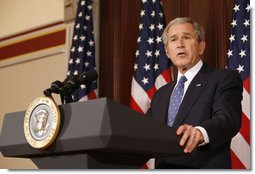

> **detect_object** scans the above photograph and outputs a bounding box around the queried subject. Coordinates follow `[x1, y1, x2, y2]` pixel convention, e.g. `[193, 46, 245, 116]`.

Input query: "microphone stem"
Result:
[60, 93, 73, 104]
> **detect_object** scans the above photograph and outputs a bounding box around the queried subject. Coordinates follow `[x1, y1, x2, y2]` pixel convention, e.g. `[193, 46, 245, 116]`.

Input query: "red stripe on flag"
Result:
[239, 112, 250, 144]
[87, 91, 97, 100]
[147, 86, 157, 100]
[161, 67, 173, 83]
[243, 76, 250, 93]
[142, 164, 149, 169]
[130, 96, 145, 114]
[231, 150, 246, 169]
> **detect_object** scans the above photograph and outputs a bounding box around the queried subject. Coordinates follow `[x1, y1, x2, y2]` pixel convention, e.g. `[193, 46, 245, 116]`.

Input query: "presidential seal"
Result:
[24, 96, 60, 149]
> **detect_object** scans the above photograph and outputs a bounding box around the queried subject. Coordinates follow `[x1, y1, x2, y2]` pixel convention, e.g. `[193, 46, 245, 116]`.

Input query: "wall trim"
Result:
[0, 21, 64, 42]
[0, 22, 66, 68]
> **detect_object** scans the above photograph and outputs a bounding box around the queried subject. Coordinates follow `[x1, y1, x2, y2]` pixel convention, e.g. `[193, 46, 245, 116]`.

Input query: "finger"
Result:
[179, 128, 192, 146]
[179, 134, 189, 146]
[176, 124, 187, 135]
[184, 129, 204, 153]
[184, 134, 200, 153]
[176, 125, 186, 135]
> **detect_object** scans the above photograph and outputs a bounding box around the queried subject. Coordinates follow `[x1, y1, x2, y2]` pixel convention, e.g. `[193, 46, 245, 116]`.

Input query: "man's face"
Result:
[165, 23, 206, 73]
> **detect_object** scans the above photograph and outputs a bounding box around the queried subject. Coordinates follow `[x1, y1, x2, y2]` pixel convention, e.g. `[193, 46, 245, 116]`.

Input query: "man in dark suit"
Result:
[146, 17, 243, 169]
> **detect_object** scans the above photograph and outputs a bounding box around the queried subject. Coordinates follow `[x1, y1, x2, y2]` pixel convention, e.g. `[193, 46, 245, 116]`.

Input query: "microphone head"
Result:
[43, 88, 53, 97]
[43, 80, 63, 96]
[58, 70, 98, 95]
[51, 80, 64, 94]
[80, 70, 98, 84]
[58, 75, 79, 95]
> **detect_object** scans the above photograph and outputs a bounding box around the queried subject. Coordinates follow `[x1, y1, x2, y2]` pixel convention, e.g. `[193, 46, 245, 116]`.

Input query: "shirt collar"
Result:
[177, 60, 203, 83]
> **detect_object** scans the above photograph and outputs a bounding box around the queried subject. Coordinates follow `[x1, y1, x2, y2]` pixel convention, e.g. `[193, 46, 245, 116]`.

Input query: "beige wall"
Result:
[0, 0, 100, 169]
[0, 0, 65, 169]
[0, 50, 66, 169]
[0, 0, 101, 169]
[0, 0, 64, 38]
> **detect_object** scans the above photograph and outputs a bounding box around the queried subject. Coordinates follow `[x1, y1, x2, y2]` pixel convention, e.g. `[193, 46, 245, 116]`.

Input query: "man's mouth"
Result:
[177, 52, 187, 56]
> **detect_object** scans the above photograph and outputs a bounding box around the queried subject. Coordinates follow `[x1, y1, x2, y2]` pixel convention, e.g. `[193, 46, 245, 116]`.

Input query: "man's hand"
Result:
[176, 124, 204, 153]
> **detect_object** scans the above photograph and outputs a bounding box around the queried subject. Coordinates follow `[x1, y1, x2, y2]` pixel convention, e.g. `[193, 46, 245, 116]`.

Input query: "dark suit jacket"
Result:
[146, 63, 243, 169]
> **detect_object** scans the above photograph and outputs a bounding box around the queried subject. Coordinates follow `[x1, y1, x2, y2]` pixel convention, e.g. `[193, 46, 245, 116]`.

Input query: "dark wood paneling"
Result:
[193, 0, 234, 68]
[162, 0, 181, 22]
[118, 0, 141, 105]
[100, 0, 234, 106]
[112, 0, 121, 101]
[99, 0, 115, 99]
[99, 0, 140, 106]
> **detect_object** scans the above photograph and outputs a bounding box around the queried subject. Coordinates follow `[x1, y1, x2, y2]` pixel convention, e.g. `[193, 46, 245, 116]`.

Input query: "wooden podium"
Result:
[0, 97, 183, 169]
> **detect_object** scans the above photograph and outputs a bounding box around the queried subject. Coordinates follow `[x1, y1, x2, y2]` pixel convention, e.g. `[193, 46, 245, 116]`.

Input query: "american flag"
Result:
[130, 0, 173, 114]
[227, 0, 250, 169]
[130, 0, 173, 169]
[66, 0, 97, 102]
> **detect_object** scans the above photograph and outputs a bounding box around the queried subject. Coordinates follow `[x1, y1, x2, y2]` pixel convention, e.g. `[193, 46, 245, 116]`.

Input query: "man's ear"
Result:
[199, 41, 206, 56]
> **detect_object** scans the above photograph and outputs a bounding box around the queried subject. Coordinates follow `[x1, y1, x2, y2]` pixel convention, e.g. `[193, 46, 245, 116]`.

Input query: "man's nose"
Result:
[177, 39, 184, 48]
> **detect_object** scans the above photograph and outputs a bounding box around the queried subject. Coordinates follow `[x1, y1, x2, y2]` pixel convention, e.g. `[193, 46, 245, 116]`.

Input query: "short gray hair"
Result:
[162, 17, 205, 46]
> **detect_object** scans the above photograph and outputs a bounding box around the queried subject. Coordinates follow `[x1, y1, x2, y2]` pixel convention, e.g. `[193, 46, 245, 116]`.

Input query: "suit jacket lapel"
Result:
[159, 81, 176, 124]
[173, 64, 210, 127]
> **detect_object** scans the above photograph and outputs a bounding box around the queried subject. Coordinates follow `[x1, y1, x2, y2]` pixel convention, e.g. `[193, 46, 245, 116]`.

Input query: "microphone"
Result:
[59, 70, 98, 95]
[44, 80, 64, 97]
[43, 75, 76, 97]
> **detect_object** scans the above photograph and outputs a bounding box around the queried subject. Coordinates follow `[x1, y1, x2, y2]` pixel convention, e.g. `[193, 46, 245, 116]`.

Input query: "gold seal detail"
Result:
[24, 96, 60, 149]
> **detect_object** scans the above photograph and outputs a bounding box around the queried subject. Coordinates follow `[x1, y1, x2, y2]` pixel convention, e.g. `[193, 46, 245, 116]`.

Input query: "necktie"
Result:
[167, 75, 187, 127]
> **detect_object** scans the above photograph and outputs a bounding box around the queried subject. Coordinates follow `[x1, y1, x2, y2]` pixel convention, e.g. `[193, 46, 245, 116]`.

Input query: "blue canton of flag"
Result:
[67, 0, 97, 102]
[227, 0, 250, 169]
[227, 0, 250, 80]
[133, 0, 172, 92]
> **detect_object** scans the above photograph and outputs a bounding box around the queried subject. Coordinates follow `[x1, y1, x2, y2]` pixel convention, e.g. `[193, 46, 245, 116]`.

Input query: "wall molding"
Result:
[0, 22, 66, 68]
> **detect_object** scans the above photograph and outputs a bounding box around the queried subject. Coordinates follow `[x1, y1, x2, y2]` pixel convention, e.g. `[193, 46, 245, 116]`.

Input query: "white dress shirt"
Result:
[175, 60, 209, 144]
